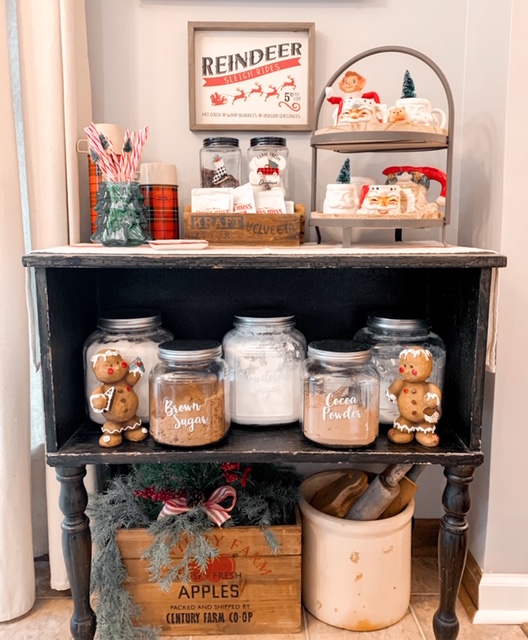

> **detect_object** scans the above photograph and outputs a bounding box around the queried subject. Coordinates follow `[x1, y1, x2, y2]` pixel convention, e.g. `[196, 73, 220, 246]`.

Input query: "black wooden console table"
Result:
[22, 243, 506, 640]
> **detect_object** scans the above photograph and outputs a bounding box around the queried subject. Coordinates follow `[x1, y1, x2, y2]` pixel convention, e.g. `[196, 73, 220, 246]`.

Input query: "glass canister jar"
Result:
[149, 340, 229, 447]
[353, 312, 446, 424]
[222, 311, 306, 426]
[303, 340, 380, 448]
[84, 309, 173, 424]
[200, 137, 241, 188]
[248, 136, 289, 196]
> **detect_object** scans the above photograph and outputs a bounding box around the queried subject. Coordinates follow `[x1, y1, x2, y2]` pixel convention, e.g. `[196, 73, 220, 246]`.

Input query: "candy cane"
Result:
[131, 126, 148, 177]
[120, 129, 132, 181]
[84, 123, 122, 180]
[84, 124, 116, 178]
[85, 123, 149, 181]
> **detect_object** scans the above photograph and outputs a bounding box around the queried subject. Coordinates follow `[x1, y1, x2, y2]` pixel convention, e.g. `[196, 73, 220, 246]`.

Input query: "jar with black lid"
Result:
[222, 310, 306, 426]
[303, 340, 380, 448]
[248, 136, 289, 196]
[200, 137, 241, 188]
[83, 309, 173, 424]
[354, 312, 446, 424]
[149, 340, 230, 447]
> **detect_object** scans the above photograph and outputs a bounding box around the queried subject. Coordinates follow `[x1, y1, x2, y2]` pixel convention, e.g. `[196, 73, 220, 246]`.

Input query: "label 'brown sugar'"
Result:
[150, 378, 227, 447]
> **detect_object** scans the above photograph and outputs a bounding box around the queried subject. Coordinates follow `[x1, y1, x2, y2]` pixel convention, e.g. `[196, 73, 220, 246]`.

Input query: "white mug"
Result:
[393, 98, 447, 129]
[323, 177, 374, 214]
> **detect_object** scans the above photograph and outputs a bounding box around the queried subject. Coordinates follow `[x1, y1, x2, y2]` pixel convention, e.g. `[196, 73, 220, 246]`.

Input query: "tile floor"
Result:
[0, 557, 527, 640]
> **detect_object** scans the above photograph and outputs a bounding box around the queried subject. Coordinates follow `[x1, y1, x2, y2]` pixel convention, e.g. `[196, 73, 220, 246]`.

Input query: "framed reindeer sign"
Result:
[188, 22, 315, 131]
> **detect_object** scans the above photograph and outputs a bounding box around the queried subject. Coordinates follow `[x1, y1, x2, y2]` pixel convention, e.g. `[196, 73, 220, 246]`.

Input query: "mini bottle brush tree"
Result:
[87, 462, 302, 640]
[401, 69, 417, 99]
[336, 157, 351, 184]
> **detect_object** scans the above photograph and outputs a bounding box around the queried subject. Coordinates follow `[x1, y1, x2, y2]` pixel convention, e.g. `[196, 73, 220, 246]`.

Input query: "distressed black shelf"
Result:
[23, 244, 506, 640]
[46, 422, 482, 467]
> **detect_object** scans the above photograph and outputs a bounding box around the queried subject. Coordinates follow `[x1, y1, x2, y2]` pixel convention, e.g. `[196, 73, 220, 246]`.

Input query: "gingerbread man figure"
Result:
[387, 347, 441, 447]
[89, 348, 148, 448]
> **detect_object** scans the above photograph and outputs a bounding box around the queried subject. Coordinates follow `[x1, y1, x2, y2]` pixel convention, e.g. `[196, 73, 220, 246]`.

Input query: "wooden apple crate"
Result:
[183, 204, 305, 245]
[115, 511, 302, 635]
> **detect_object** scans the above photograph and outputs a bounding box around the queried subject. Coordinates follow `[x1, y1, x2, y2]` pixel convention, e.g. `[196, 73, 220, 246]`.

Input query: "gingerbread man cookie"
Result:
[387, 347, 441, 447]
[90, 348, 148, 448]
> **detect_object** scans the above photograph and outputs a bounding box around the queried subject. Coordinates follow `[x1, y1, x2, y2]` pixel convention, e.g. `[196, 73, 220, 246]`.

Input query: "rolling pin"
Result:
[345, 463, 413, 521]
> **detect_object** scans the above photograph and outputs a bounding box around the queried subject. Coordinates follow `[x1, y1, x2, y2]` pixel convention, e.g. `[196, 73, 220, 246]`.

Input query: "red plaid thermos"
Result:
[139, 163, 179, 240]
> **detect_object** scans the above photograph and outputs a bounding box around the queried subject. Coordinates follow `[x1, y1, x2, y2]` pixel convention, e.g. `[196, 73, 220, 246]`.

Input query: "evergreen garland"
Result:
[87, 462, 302, 640]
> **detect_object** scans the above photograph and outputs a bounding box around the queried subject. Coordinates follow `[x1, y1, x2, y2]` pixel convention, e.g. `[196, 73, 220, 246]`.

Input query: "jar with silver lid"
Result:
[354, 312, 446, 424]
[83, 309, 173, 424]
[200, 137, 241, 188]
[303, 340, 380, 448]
[222, 311, 306, 426]
[248, 136, 289, 196]
[149, 340, 229, 447]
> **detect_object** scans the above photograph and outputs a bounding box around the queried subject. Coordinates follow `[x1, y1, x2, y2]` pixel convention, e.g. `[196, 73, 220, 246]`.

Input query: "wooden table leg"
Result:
[56, 465, 97, 640]
[433, 464, 475, 640]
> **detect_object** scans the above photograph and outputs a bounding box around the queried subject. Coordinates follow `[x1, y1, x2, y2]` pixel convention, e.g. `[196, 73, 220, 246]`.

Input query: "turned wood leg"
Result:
[433, 464, 475, 640]
[56, 465, 96, 640]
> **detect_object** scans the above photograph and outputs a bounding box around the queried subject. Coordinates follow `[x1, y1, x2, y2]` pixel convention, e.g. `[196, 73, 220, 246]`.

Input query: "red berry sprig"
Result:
[220, 462, 252, 487]
[134, 486, 179, 503]
[221, 462, 240, 483]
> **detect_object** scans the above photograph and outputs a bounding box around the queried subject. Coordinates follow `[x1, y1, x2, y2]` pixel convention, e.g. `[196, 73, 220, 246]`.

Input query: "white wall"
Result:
[460, 0, 528, 576]
[84, 0, 526, 564]
[85, 0, 466, 245]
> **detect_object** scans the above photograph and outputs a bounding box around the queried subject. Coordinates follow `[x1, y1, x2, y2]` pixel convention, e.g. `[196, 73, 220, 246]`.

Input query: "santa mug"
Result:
[338, 98, 388, 125]
[323, 177, 375, 215]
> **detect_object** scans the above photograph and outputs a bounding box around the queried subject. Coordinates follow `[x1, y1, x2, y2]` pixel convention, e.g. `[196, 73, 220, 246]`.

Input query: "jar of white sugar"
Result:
[222, 311, 306, 427]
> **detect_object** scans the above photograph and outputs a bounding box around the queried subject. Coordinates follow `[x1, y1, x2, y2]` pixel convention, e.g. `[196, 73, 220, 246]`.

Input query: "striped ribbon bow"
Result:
[158, 485, 237, 527]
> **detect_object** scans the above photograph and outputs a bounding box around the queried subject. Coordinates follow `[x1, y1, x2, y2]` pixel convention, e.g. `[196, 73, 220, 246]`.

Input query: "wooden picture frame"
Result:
[188, 22, 315, 131]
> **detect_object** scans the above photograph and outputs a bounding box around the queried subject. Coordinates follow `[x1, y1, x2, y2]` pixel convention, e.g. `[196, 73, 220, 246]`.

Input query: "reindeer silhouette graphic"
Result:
[232, 88, 247, 105]
[264, 85, 280, 101]
[279, 75, 296, 91]
[248, 82, 264, 97]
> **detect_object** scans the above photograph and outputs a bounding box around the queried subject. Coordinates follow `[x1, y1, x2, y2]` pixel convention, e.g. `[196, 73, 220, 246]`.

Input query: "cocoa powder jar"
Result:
[302, 340, 380, 448]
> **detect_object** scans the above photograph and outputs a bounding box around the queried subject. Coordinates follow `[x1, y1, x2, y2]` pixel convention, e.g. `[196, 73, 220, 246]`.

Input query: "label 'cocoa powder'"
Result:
[303, 387, 378, 447]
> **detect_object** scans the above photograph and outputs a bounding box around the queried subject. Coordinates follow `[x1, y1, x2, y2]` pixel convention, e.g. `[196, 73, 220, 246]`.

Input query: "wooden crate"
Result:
[183, 204, 305, 245]
[115, 512, 302, 635]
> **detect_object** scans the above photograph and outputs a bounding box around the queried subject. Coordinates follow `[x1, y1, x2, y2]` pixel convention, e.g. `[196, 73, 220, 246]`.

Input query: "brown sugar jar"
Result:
[302, 340, 380, 448]
[149, 340, 230, 447]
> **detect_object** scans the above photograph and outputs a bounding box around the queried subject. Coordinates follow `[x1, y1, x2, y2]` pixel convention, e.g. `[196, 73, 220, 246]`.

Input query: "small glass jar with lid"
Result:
[200, 137, 241, 188]
[247, 136, 289, 196]
[222, 311, 306, 426]
[83, 309, 173, 424]
[303, 340, 380, 448]
[149, 340, 229, 447]
[353, 312, 446, 424]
